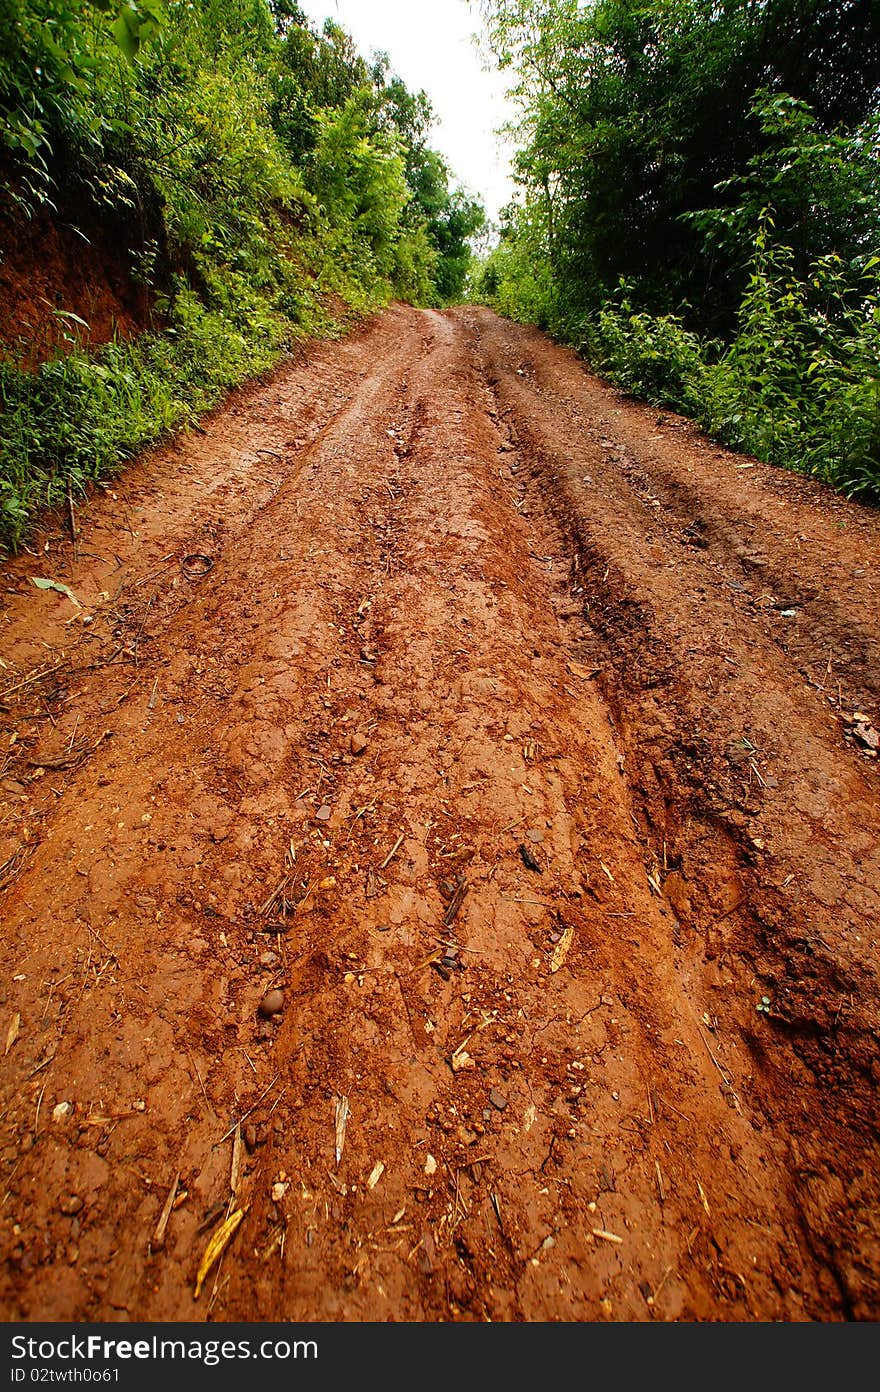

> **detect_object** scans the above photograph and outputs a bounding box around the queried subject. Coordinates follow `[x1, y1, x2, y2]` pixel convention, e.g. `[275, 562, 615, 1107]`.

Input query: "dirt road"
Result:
[1, 305, 878, 1322]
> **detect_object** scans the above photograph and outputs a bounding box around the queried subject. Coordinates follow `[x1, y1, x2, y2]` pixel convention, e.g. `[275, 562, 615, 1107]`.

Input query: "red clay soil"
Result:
[0, 197, 154, 367]
[0, 305, 878, 1322]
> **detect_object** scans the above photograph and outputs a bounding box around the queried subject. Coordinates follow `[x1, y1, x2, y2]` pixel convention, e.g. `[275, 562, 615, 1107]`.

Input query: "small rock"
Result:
[0, 779, 26, 795]
[527, 828, 544, 843]
[424, 1154, 437, 1176]
[315, 805, 331, 821]
[418, 1229, 436, 1275]
[489, 1089, 508, 1112]
[258, 988, 284, 1019]
[60, 1195, 83, 1217]
[259, 951, 278, 967]
[244, 1125, 258, 1153]
[52, 1102, 73, 1123]
[350, 732, 368, 756]
[376, 923, 391, 933]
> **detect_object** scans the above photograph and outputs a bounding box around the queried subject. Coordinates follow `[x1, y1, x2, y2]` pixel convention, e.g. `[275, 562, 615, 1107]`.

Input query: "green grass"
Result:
[0, 258, 388, 553]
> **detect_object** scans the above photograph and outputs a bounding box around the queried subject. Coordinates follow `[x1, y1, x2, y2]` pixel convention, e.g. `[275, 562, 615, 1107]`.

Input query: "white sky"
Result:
[297, 0, 518, 222]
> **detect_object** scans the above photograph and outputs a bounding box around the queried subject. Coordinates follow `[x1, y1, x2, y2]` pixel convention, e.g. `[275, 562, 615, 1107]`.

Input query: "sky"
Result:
[297, 0, 519, 223]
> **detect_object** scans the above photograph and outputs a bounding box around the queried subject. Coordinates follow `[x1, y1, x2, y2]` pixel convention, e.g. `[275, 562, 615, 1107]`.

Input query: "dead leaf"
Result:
[549, 924, 574, 973]
[194, 1208, 244, 1299]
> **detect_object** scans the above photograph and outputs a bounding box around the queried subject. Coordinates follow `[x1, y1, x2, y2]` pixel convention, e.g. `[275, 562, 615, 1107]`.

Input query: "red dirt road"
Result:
[1, 305, 878, 1321]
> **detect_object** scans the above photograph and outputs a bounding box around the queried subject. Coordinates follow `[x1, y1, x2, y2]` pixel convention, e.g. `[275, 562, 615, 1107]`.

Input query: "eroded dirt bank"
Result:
[1, 305, 878, 1321]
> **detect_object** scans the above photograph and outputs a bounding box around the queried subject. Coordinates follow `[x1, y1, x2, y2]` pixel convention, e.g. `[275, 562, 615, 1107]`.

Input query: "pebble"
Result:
[376, 923, 391, 933]
[60, 1196, 83, 1217]
[350, 732, 368, 756]
[527, 828, 544, 843]
[258, 988, 284, 1018]
[244, 1125, 258, 1153]
[259, 951, 278, 966]
[489, 1088, 508, 1112]
[315, 805, 331, 821]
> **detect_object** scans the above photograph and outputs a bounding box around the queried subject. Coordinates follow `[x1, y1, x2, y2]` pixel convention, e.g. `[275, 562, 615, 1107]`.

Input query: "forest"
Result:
[0, 0, 483, 549]
[478, 0, 880, 502]
[1, 0, 879, 550]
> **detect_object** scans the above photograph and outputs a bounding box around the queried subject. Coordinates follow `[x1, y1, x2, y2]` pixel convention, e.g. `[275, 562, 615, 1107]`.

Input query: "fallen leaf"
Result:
[30, 577, 81, 607]
[567, 660, 600, 681]
[194, 1209, 244, 1299]
[549, 924, 574, 973]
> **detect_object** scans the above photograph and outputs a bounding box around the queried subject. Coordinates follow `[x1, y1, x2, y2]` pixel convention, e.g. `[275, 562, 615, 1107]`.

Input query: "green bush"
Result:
[0, 1, 485, 551]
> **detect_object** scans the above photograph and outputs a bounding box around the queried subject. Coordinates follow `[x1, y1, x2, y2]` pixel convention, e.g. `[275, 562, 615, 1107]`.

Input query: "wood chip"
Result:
[5, 1013, 20, 1055]
[592, 1228, 623, 1245]
[549, 924, 574, 973]
[152, 1171, 179, 1251]
[334, 1094, 350, 1166]
[443, 878, 469, 926]
[194, 1208, 244, 1299]
[230, 1124, 243, 1199]
[518, 842, 542, 873]
[367, 1161, 385, 1190]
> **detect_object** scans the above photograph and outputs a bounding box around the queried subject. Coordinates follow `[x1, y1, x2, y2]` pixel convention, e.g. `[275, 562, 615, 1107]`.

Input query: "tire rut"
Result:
[0, 305, 877, 1321]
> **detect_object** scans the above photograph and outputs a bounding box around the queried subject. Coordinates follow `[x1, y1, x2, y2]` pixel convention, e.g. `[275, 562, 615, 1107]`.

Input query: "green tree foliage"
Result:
[478, 0, 880, 499]
[0, 0, 485, 548]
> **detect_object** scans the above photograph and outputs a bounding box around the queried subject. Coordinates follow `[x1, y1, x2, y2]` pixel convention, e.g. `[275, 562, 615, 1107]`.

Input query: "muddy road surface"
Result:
[1, 305, 879, 1322]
